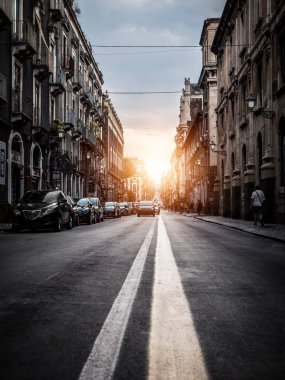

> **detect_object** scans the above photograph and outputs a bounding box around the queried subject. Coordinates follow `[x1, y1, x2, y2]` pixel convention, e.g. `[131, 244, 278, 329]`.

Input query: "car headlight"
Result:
[14, 209, 21, 215]
[41, 203, 58, 216]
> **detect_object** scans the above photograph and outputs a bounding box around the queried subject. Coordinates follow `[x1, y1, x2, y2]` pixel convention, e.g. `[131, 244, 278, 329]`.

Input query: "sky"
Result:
[77, 0, 225, 183]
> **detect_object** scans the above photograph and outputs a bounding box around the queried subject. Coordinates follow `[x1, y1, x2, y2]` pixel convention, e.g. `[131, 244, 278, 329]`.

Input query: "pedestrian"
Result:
[196, 200, 203, 216]
[250, 185, 265, 227]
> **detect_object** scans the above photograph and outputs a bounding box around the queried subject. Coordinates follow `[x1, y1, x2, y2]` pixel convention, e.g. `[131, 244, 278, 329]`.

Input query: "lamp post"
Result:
[245, 94, 275, 119]
[209, 140, 227, 156]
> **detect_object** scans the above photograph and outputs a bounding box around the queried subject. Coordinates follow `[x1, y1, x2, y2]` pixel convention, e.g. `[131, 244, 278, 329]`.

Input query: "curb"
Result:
[192, 216, 285, 244]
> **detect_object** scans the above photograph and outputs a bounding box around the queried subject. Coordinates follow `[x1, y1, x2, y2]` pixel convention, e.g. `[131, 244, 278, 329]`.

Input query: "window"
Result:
[257, 133, 263, 183]
[231, 152, 235, 175]
[279, 30, 285, 84]
[279, 119, 285, 186]
[34, 81, 40, 125]
[51, 97, 55, 121]
[242, 144, 247, 173]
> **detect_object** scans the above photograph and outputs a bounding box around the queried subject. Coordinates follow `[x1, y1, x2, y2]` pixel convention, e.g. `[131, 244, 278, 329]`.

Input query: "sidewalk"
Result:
[183, 213, 285, 243]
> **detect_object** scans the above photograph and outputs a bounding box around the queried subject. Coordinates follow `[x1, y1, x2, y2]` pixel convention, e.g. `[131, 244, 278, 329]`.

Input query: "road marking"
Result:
[78, 221, 155, 380]
[148, 216, 209, 380]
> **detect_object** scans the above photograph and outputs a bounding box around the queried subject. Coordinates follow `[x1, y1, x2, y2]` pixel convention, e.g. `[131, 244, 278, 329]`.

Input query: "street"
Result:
[0, 212, 285, 380]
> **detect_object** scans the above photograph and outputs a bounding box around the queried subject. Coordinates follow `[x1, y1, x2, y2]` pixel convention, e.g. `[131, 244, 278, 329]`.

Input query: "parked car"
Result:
[103, 201, 121, 218]
[89, 197, 104, 222]
[66, 196, 80, 227]
[137, 200, 155, 217]
[76, 198, 95, 224]
[118, 202, 130, 216]
[12, 190, 73, 232]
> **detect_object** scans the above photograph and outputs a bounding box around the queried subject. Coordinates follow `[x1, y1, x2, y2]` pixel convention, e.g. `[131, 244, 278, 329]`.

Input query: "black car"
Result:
[137, 200, 155, 217]
[103, 201, 121, 218]
[76, 198, 95, 224]
[118, 202, 130, 216]
[12, 190, 73, 232]
[89, 197, 104, 222]
[66, 196, 80, 227]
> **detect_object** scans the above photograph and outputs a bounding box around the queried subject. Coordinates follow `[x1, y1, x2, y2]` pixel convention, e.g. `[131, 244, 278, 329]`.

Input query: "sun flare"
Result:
[145, 158, 170, 185]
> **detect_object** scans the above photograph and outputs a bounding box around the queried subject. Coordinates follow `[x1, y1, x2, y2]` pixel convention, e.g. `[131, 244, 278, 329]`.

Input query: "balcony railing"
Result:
[0, 73, 8, 103]
[12, 20, 36, 52]
[49, 0, 64, 21]
[12, 89, 21, 113]
[65, 110, 76, 128]
[33, 107, 40, 126]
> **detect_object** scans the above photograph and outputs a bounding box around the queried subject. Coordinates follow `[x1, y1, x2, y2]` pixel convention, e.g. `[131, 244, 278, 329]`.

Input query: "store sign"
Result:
[0, 141, 6, 185]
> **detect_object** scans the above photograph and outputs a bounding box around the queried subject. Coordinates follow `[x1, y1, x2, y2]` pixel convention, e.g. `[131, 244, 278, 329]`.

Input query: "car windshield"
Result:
[105, 202, 115, 207]
[77, 198, 89, 207]
[20, 191, 58, 204]
[89, 198, 98, 206]
[119, 202, 127, 207]
[140, 201, 153, 206]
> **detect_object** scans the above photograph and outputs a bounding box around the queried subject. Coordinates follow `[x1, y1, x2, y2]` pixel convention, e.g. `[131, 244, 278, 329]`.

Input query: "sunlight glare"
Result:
[145, 157, 170, 185]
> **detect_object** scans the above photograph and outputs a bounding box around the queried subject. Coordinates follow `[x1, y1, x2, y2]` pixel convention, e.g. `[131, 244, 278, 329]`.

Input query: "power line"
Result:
[108, 91, 181, 94]
[93, 45, 200, 48]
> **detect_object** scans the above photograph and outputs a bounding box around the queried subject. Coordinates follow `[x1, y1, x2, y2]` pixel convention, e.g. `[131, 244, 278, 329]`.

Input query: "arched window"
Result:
[257, 133, 263, 183]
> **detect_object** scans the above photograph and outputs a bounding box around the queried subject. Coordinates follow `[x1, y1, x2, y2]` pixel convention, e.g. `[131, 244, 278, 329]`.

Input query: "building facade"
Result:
[0, 0, 120, 222]
[103, 95, 124, 201]
[212, 0, 285, 222]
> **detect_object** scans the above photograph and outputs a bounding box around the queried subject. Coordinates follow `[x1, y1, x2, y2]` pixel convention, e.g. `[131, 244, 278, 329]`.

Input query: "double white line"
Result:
[79, 216, 208, 380]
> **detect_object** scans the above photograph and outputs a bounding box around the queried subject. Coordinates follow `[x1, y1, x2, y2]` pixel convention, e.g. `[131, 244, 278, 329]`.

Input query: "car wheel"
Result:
[137, 214, 140, 217]
[54, 216, 61, 232]
[66, 216, 72, 230]
[96, 214, 100, 223]
[74, 215, 79, 226]
[87, 212, 92, 225]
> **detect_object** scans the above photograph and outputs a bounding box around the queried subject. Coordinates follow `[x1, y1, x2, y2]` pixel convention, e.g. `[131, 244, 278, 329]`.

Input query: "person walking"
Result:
[250, 185, 265, 226]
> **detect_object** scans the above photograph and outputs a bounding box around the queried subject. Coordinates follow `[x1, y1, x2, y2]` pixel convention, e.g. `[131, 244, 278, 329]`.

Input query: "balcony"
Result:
[33, 107, 41, 127]
[0, 73, 8, 104]
[33, 49, 53, 81]
[11, 89, 32, 123]
[12, 20, 36, 62]
[62, 55, 74, 80]
[64, 110, 76, 130]
[72, 72, 83, 92]
[49, 0, 64, 22]
[85, 129, 96, 147]
[50, 69, 67, 97]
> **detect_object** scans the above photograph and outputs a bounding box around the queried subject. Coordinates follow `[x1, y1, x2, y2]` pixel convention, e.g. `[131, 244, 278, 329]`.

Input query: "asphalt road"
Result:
[0, 212, 284, 380]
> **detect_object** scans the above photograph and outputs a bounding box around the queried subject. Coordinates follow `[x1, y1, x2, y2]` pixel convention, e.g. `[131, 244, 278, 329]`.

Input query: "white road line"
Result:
[148, 216, 209, 380]
[78, 221, 156, 380]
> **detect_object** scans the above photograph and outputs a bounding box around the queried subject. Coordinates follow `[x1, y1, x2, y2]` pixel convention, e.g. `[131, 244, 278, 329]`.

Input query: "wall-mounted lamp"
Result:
[245, 94, 275, 119]
[58, 128, 65, 139]
[209, 140, 227, 156]
[86, 151, 91, 160]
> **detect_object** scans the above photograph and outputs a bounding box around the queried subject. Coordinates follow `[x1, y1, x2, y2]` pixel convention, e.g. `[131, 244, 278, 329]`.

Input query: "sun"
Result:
[145, 158, 170, 185]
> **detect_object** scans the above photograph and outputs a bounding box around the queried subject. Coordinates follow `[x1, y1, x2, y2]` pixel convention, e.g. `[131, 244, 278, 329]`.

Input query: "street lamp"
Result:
[209, 140, 227, 156]
[245, 94, 275, 119]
